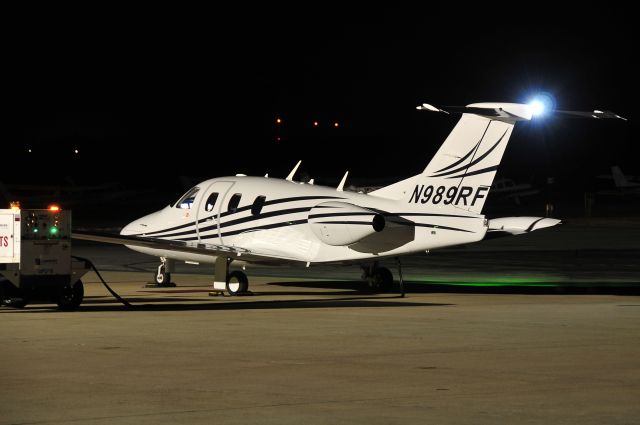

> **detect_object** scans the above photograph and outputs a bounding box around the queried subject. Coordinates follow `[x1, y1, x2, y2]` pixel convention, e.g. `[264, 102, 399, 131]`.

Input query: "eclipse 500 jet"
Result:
[74, 102, 625, 295]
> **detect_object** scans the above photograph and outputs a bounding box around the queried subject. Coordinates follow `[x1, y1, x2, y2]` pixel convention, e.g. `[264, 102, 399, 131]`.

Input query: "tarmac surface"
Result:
[1, 219, 639, 424]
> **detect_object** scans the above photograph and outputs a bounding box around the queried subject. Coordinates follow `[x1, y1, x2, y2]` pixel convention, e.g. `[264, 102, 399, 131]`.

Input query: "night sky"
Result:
[5, 5, 635, 207]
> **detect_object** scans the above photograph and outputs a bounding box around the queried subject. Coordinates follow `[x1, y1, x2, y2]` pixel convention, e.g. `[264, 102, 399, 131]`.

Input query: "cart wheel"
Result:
[57, 280, 84, 311]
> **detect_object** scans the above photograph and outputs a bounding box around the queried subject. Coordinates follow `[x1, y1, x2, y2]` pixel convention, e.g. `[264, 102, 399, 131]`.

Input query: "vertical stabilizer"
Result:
[371, 103, 532, 214]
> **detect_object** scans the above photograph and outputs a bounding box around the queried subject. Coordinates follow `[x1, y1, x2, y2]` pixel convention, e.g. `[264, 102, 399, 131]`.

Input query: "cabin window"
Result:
[175, 187, 199, 209]
[227, 193, 242, 213]
[205, 193, 219, 212]
[251, 195, 266, 216]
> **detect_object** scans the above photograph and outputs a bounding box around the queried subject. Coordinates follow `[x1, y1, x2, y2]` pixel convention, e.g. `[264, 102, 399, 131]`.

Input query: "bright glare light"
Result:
[526, 92, 555, 118]
[276, 117, 282, 124]
[74, 149, 79, 154]
[529, 100, 545, 116]
[48, 205, 60, 212]
[333, 122, 339, 128]
[313, 121, 318, 127]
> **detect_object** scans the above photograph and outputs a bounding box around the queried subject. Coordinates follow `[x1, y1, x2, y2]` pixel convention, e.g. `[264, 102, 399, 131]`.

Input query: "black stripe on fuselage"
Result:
[148, 207, 312, 239]
[408, 223, 474, 233]
[168, 211, 479, 240]
[308, 212, 376, 219]
[316, 220, 373, 225]
[197, 207, 311, 237]
[134, 195, 343, 237]
[164, 216, 473, 242]
[309, 211, 478, 220]
[176, 219, 310, 241]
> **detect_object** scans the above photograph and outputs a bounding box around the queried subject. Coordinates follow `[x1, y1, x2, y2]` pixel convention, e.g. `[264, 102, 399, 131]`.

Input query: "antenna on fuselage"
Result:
[286, 160, 302, 181]
[337, 171, 349, 192]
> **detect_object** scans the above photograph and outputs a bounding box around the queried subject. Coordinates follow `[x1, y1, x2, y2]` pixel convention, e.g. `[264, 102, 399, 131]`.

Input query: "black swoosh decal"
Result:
[445, 164, 499, 179]
[430, 129, 507, 178]
[433, 140, 481, 174]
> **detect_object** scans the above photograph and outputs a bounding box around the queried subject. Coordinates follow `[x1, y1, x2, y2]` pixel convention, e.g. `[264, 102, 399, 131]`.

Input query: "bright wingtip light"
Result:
[526, 93, 555, 118]
[529, 100, 545, 117]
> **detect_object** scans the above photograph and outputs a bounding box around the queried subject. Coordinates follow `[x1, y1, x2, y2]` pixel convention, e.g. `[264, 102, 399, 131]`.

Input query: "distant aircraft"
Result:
[490, 178, 540, 205]
[74, 102, 625, 295]
[596, 166, 640, 196]
[611, 166, 640, 191]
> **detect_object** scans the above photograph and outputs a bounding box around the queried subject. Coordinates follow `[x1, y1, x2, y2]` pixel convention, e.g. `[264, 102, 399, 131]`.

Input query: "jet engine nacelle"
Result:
[308, 201, 385, 246]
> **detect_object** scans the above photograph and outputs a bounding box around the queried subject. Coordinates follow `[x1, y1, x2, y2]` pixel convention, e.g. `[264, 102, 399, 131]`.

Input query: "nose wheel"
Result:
[149, 257, 176, 287]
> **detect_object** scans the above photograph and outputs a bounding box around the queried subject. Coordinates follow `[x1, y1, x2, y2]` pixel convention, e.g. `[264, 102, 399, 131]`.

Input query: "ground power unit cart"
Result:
[0, 207, 91, 310]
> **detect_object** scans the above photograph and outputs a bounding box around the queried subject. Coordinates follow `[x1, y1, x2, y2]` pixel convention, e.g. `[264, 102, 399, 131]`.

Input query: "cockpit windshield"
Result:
[175, 187, 200, 209]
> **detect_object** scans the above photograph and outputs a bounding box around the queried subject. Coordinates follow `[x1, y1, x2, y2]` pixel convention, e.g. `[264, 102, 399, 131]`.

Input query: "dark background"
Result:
[3, 5, 636, 221]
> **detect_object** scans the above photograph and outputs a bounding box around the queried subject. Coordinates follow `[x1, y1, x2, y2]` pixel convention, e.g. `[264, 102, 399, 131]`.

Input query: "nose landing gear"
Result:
[149, 257, 176, 287]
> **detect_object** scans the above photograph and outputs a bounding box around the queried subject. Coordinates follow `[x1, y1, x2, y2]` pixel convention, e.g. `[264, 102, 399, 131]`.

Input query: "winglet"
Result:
[556, 109, 627, 121]
[308, 178, 314, 185]
[337, 171, 349, 192]
[416, 103, 449, 114]
[286, 160, 302, 181]
[264, 173, 269, 178]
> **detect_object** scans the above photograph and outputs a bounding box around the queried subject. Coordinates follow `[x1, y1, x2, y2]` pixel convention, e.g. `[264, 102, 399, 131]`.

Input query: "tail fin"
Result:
[371, 103, 532, 214]
[611, 166, 629, 188]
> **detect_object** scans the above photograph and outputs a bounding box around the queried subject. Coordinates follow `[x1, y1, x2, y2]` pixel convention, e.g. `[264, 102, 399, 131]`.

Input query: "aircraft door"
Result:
[195, 181, 234, 242]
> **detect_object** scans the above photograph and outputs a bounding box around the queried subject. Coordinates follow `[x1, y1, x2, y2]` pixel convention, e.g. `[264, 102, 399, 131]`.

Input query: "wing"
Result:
[72, 232, 305, 265]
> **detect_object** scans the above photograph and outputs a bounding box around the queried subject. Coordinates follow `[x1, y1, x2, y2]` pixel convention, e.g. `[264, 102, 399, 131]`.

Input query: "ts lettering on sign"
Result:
[1, 236, 8, 247]
[409, 185, 489, 206]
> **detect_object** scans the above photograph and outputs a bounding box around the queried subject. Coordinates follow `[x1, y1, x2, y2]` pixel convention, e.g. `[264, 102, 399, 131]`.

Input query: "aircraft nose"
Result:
[120, 219, 145, 236]
[120, 208, 166, 235]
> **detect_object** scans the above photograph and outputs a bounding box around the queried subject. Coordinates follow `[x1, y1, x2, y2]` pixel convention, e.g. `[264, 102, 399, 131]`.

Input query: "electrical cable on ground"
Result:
[72, 255, 133, 308]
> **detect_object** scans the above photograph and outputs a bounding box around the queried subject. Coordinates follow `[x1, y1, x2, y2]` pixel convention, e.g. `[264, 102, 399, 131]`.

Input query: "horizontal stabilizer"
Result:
[486, 216, 561, 236]
[555, 110, 627, 120]
[417, 103, 533, 121]
[418, 103, 626, 121]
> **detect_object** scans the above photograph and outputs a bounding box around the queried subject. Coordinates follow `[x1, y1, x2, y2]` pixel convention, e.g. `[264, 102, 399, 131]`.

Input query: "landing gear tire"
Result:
[154, 269, 172, 286]
[226, 270, 249, 296]
[371, 267, 394, 292]
[57, 280, 84, 311]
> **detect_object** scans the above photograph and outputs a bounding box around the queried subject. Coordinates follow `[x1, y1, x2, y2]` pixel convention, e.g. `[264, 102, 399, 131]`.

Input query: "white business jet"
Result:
[74, 102, 625, 295]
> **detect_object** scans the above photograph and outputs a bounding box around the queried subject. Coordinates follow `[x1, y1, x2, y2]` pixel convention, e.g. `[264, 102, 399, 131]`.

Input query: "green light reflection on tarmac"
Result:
[413, 276, 560, 287]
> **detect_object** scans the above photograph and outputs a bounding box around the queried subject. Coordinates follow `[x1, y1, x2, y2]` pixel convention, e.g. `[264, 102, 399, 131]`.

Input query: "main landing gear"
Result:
[361, 260, 405, 297]
[210, 257, 251, 296]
